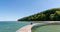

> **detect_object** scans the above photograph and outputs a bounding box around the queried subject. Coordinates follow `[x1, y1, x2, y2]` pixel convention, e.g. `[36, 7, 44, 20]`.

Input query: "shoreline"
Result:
[16, 21, 60, 32]
[16, 24, 36, 32]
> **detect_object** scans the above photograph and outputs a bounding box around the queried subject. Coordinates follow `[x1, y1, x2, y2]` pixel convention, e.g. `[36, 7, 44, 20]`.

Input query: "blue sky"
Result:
[0, 0, 60, 21]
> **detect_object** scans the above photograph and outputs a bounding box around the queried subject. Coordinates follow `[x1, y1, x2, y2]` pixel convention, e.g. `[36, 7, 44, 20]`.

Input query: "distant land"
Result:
[18, 8, 60, 21]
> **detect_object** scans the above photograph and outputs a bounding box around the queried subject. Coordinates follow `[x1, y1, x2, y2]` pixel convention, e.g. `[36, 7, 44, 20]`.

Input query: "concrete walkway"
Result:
[16, 24, 36, 32]
[16, 21, 60, 32]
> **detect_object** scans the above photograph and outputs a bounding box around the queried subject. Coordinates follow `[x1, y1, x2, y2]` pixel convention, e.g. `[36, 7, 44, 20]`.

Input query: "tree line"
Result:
[18, 8, 60, 21]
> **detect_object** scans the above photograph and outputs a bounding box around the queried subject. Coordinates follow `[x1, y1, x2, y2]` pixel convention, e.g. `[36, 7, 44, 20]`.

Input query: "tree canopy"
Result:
[18, 8, 60, 21]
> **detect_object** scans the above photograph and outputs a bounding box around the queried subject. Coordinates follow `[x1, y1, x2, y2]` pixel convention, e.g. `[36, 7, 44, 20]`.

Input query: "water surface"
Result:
[0, 21, 30, 32]
[32, 25, 60, 32]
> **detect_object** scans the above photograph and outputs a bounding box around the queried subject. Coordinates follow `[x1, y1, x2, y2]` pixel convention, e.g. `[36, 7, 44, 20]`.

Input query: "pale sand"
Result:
[16, 24, 36, 32]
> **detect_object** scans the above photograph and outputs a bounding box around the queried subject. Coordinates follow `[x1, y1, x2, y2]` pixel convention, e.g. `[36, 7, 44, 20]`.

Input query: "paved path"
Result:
[16, 24, 36, 32]
[16, 21, 60, 32]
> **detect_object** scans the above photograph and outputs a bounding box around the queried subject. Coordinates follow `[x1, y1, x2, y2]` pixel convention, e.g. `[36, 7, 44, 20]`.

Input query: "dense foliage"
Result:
[18, 8, 60, 21]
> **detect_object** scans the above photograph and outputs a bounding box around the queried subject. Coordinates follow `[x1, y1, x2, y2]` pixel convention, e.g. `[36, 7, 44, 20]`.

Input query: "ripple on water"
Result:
[0, 21, 30, 32]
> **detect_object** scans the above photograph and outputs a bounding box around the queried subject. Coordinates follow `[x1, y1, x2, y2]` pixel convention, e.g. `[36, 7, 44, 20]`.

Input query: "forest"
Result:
[18, 8, 60, 21]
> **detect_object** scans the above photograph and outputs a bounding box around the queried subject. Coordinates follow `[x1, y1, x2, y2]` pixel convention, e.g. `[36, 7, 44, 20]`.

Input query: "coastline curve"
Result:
[16, 21, 60, 32]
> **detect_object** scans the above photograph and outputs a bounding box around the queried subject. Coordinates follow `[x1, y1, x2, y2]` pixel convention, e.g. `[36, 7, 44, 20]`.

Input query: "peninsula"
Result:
[18, 8, 60, 21]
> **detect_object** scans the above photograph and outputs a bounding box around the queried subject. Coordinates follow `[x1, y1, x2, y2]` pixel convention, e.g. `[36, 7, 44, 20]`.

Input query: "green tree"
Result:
[49, 14, 55, 20]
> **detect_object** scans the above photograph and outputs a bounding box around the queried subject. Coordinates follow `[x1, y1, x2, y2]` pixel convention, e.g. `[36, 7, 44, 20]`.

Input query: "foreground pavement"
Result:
[16, 24, 36, 32]
[16, 21, 60, 32]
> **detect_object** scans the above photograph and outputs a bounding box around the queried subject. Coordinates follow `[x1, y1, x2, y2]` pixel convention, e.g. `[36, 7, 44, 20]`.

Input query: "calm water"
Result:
[32, 25, 60, 32]
[0, 21, 30, 32]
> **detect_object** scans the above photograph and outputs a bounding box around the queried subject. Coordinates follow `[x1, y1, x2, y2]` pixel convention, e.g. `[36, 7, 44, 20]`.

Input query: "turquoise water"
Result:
[32, 25, 60, 32]
[0, 21, 30, 32]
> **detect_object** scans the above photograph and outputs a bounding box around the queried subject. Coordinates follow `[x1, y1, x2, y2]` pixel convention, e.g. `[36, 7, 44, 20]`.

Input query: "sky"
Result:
[0, 0, 60, 21]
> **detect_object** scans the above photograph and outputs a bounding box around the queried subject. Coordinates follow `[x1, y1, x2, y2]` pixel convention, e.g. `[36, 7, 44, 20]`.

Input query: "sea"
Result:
[0, 21, 31, 32]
